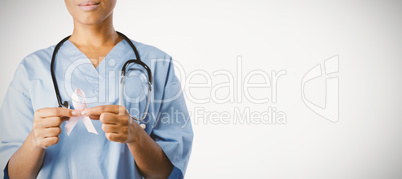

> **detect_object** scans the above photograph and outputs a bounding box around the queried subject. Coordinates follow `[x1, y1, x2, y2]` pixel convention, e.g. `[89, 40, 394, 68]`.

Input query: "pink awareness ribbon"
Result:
[65, 88, 98, 136]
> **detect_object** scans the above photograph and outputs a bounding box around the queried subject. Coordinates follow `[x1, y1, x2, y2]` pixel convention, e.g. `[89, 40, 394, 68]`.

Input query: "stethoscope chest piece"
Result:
[61, 101, 70, 109]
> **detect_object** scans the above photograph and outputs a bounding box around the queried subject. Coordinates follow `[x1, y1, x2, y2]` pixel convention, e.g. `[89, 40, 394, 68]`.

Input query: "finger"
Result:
[33, 117, 62, 129]
[44, 117, 63, 127]
[82, 105, 126, 117]
[43, 127, 62, 137]
[41, 137, 59, 148]
[61, 116, 70, 122]
[38, 108, 80, 118]
[105, 133, 126, 143]
[35, 126, 61, 138]
[99, 112, 119, 124]
[102, 124, 126, 133]
[89, 115, 100, 120]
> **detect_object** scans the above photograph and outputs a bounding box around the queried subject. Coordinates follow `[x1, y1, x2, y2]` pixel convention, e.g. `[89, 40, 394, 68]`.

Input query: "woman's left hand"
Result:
[82, 105, 139, 144]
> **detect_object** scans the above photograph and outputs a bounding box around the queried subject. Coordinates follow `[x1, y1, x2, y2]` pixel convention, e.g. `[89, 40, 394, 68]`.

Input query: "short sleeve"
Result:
[0, 64, 34, 179]
[150, 59, 194, 178]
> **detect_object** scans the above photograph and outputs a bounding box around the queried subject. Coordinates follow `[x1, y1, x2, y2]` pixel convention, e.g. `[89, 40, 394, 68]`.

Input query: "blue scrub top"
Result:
[0, 38, 193, 178]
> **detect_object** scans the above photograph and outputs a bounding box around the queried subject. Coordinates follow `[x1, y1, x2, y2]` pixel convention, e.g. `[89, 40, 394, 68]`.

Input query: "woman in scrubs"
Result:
[0, 0, 193, 178]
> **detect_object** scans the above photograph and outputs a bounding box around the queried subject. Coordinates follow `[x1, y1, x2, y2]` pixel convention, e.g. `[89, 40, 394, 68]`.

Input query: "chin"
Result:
[76, 15, 107, 25]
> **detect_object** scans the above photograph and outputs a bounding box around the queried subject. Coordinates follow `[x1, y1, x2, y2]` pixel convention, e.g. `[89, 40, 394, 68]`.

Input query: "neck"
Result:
[69, 14, 120, 48]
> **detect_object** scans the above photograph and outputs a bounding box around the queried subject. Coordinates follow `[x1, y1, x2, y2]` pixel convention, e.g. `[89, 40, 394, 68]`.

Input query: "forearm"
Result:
[8, 130, 45, 179]
[127, 124, 173, 179]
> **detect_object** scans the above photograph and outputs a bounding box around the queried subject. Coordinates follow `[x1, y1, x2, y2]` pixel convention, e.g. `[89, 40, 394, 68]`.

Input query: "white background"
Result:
[1, 0, 402, 178]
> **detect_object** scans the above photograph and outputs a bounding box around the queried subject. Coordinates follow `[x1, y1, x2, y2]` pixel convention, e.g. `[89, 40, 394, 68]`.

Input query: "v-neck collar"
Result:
[64, 39, 126, 69]
[59, 39, 132, 85]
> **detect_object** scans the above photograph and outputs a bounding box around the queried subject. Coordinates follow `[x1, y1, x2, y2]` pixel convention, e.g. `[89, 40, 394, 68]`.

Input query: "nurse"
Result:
[0, 0, 193, 178]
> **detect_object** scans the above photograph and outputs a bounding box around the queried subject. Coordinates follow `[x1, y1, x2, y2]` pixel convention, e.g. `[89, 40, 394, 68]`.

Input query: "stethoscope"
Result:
[50, 31, 152, 123]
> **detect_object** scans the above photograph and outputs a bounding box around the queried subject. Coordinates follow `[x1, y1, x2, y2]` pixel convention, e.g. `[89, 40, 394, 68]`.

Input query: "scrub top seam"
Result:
[9, 83, 30, 100]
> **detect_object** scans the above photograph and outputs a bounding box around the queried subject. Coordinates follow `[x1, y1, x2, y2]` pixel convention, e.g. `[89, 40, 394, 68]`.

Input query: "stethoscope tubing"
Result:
[50, 31, 153, 124]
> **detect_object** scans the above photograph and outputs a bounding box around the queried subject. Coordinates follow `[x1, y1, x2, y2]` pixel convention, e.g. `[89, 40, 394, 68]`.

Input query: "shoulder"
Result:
[19, 45, 56, 69]
[10, 45, 55, 94]
[130, 40, 172, 61]
[15, 45, 55, 80]
[129, 40, 176, 76]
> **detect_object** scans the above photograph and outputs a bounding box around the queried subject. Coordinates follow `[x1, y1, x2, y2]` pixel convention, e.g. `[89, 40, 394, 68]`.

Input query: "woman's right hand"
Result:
[33, 108, 79, 149]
